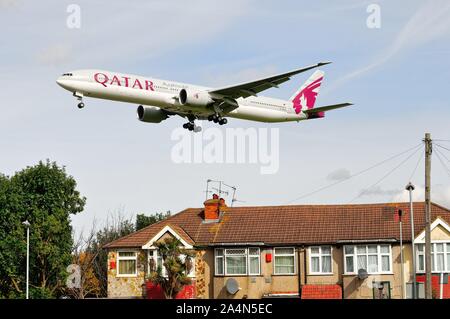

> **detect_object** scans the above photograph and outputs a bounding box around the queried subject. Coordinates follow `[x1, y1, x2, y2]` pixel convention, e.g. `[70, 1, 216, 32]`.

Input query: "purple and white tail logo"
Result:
[292, 76, 323, 114]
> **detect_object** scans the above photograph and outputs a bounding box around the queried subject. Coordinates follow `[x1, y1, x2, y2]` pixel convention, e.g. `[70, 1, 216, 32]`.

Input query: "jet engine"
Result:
[137, 105, 169, 123]
[179, 89, 213, 107]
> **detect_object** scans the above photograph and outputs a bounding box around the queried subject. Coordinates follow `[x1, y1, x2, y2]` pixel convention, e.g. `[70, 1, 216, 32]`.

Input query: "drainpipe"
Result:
[302, 246, 308, 285]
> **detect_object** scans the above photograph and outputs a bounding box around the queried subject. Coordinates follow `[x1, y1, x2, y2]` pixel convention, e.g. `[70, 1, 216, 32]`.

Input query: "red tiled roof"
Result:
[103, 202, 450, 248]
[301, 284, 342, 299]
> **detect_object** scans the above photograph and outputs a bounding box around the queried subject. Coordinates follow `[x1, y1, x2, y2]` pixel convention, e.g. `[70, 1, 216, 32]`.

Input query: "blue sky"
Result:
[1, 0, 450, 235]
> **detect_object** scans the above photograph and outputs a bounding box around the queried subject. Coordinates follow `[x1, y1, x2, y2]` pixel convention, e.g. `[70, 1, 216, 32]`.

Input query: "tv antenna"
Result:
[205, 179, 239, 207]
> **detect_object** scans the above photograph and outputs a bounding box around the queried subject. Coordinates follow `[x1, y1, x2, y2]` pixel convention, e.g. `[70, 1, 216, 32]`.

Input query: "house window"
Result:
[215, 249, 224, 275]
[117, 251, 137, 276]
[214, 248, 261, 276]
[248, 248, 261, 275]
[225, 249, 247, 275]
[344, 245, 391, 274]
[309, 246, 332, 274]
[416, 243, 450, 273]
[274, 247, 296, 275]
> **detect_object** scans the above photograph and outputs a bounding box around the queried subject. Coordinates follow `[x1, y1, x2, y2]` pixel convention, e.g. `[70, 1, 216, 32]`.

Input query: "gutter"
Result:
[205, 242, 265, 247]
[336, 239, 397, 244]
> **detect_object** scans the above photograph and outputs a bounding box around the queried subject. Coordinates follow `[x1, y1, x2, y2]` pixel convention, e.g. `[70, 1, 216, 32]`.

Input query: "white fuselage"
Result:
[56, 69, 308, 123]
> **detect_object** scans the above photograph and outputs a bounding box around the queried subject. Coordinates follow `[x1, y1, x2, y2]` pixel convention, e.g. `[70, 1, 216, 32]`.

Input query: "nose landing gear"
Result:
[73, 92, 85, 109]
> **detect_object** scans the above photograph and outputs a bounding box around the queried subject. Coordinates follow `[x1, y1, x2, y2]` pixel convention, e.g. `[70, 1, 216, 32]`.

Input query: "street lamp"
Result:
[398, 209, 405, 299]
[22, 220, 30, 299]
[406, 182, 416, 299]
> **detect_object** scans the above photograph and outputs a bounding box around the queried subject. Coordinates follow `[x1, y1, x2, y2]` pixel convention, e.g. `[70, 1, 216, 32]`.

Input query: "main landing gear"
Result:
[183, 121, 202, 132]
[207, 114, 228, 125]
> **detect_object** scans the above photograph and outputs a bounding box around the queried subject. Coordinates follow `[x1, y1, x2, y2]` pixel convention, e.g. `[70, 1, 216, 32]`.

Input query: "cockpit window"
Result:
[62, 73, 73, 76]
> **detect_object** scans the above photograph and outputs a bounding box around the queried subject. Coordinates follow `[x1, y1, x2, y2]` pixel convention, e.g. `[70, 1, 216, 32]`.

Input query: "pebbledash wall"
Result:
[107, 250, 147, 298]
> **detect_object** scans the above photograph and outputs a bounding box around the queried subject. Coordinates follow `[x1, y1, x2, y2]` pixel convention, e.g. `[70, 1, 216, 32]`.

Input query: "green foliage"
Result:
[0, 160, 85, 298]
[148, 237, 194, 299]
[136, 211, 171, 231]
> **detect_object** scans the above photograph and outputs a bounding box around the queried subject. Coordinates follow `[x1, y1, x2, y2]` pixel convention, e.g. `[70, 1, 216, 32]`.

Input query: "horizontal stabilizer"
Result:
[303, 102, 353, 114]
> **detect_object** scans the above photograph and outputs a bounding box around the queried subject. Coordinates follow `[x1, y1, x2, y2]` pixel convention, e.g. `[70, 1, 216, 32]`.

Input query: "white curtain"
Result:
[322, 255, 331, 273]
[357, 255, 367, 270]
[311, 256, 320, 272]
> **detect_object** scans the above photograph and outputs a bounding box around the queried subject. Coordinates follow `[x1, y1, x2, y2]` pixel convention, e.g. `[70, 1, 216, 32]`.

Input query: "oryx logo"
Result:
[194, 93, 199, 99]
[291, 70, 324, 114]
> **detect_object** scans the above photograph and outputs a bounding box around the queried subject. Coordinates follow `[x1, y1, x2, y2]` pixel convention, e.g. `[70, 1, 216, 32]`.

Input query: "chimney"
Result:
[203, 194, 227, 222]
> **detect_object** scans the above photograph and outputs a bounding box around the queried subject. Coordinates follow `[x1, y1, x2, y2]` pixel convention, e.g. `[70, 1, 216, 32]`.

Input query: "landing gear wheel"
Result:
[213, 116, 219, 123]
[219, 118, 228, 125]
[183, 123, 189, 129]
[77, 102, 85, 109]
[208, 115, 214, 121]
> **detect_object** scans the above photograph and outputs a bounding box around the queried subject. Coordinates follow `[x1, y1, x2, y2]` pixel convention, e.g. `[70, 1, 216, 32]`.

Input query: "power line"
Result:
[435, 145, 450, 163]
[408, 149, 424, 182]
[349, 146, 422, 203]
[434, 149, 450, 179]
[285, 143, 423, 204]
[434, 143, 450, 153]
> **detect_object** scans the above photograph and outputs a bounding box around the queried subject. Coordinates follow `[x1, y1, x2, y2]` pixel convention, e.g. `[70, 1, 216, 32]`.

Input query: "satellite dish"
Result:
[225, 278, 240, 295]
[358, 268, 368, 280]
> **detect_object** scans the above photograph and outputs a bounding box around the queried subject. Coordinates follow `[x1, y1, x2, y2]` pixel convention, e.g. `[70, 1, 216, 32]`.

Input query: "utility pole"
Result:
[424, 133, 432, 299]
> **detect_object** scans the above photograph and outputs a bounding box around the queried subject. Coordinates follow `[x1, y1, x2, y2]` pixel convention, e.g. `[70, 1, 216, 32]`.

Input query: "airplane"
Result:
[56, 62, 352, 132]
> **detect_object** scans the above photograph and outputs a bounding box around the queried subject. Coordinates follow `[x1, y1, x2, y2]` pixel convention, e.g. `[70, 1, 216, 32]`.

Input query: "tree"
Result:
[66, 223, 102, 299]
[136, 211, 171, 230]
[0, 160, 86, 298]
[148, 238, 194, 299]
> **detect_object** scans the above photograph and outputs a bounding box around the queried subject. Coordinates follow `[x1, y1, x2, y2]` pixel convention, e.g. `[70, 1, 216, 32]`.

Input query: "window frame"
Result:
[248, 248, 261, 276]
[214, 248, 261, 276]
[273, 247, 297, 275]
[308, 246, 333, 275]
[343, 244, 392, 275]
[415, 241, 450, 273]
[116, 250, 138, 277]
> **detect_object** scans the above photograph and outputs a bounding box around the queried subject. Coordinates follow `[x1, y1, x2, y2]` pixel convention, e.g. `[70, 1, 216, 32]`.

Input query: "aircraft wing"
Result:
[303, 102, 353, 114]
[208, 62, 331, 99]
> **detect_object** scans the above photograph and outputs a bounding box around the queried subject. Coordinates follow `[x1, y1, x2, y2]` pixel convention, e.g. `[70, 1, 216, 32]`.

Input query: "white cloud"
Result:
[0, 0, 18, 8]
[358, 185, 402, 197]
[326, 168, 351, 182]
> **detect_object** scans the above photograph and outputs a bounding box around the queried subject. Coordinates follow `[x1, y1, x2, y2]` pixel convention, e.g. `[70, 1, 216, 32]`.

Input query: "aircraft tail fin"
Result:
[290, 70, 324, 114]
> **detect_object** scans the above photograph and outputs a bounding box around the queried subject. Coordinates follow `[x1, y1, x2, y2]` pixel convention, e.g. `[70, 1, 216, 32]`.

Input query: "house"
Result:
[103, 198, 450, 299]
